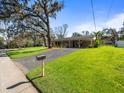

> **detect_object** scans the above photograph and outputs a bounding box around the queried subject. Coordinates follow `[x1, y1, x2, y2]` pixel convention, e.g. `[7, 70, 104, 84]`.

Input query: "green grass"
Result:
[27, 46, 124, 93]
[7, 47, 47, 59]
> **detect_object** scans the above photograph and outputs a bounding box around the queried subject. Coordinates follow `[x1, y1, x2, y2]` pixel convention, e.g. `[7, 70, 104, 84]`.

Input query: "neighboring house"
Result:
[116, 41, 124, 47]
[52, 36, 93, 48]
[101, 36, 113, 45]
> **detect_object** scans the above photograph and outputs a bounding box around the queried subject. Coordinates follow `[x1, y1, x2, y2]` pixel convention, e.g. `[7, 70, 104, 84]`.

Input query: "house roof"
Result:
[53, 36, 93, 41]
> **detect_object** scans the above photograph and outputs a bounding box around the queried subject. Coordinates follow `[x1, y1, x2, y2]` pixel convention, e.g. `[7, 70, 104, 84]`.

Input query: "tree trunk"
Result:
[42, 35, 47, 47]
[44, 4, 52, 49]
[47, 31, 51, 48]
[32, 37, 37, 47]
[46, 16, 52, 48]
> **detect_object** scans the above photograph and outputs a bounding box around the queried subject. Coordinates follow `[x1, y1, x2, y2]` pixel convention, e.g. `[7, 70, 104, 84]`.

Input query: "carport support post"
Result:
[91, 39, 93, 47]
[78, 40, 81, 48]
[69, 40, 71, 48]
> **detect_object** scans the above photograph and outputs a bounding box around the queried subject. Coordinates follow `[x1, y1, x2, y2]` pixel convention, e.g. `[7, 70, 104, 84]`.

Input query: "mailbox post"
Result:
[36, 55, 46, 77]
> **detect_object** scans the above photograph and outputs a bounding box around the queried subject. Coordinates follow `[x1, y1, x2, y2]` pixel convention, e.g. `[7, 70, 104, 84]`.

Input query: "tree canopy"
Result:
[0, 0, 64, 48]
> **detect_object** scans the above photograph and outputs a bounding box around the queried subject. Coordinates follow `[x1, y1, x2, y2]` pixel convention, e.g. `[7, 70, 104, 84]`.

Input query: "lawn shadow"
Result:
[6, 75, 42, 89]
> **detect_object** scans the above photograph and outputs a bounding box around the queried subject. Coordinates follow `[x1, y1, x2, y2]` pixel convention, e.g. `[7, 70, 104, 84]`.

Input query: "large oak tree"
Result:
[0, 0, 64, 48]
[0, 0, 28, 19]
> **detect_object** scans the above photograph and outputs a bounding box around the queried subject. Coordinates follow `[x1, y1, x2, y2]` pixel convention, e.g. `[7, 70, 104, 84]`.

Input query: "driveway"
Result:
[0, 49, 7, 57]
[14, 48, 79, 73]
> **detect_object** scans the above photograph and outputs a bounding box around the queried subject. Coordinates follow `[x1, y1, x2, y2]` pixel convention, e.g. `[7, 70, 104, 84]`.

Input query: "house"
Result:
[52, 36, 94, 48]
[101, 36, 113, 45]
[116, 41, 124, 47]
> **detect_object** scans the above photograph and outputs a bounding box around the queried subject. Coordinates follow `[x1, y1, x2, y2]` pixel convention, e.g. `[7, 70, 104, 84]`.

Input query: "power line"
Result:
[106, 0, 114, 21]
[90, 0, 97, 32]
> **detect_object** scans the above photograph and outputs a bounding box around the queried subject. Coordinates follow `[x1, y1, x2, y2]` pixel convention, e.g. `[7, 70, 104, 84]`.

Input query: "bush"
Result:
[94, 39, 103, 48]
[89, 45, 93, 48]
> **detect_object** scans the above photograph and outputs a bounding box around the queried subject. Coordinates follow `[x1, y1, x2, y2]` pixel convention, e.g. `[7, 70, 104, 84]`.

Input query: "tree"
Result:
[72, 32, 82, 37]
[50, 28, 56, 40]
[0, 36, 4, 47]
[118, 22, 124, 40]
[0, 0, 28, 19]
[82, 31, 90, 36]
[0, 0, 64, 48]
[92, 31, 103, 40]
[54, 24, 68, 39]
[24, 31, 45, 47]
[91, 31, 102, 47]
[0, 21, 15, 48]
[19, 18, 47, 47]
[102, 28, 118, 44]
[0, 19, 28, 48]
[20, 0, 64, 48]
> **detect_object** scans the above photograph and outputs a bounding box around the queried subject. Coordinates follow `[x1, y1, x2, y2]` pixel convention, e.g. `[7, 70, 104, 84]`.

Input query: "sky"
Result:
[50, 0, 124, 36]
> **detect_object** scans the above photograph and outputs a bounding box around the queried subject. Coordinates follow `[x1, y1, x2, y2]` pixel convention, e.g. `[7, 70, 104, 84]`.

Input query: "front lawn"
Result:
[27, 46, 124, 93]
[7, 47, 47, 59]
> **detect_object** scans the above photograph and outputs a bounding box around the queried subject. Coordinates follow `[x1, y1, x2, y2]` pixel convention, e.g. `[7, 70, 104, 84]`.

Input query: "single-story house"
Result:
[116, 41, 124, 47]
[52, 36, 94, 48]
[101, 36, 113, 45]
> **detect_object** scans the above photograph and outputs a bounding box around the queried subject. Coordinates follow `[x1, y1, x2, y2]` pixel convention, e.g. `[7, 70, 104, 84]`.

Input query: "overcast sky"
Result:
[50, 0, 124, 36]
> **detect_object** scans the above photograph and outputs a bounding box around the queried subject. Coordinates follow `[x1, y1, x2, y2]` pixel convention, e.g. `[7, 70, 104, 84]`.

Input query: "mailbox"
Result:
[36, 55, 46, 61]
[36, 55, 46, 77]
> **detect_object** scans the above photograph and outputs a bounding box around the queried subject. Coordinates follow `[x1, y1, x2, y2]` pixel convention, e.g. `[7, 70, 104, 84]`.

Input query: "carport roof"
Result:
[53, 36, 93, 41]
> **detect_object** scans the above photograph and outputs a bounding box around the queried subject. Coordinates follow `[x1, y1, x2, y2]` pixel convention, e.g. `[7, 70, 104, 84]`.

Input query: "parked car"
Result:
[0, 46, 5, 49]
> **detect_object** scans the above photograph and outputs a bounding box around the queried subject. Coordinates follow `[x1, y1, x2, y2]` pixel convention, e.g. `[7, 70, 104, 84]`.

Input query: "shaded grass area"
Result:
[7, 47, 47, 59]
[27, 46, 124, 93]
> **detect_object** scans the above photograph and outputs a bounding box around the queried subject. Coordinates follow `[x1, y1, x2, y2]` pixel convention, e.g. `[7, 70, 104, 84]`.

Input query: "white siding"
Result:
[116, 41, 124, 47]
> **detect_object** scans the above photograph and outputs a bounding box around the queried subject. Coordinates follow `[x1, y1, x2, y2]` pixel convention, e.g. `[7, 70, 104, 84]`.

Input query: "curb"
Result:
[26, 75, 43, 93]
